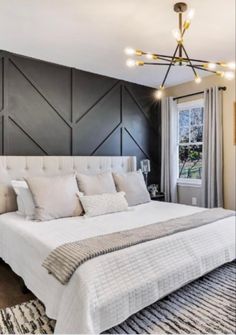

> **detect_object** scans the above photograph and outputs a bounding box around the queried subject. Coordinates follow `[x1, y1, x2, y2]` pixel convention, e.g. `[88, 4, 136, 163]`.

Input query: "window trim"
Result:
[177, 99, 204, 185]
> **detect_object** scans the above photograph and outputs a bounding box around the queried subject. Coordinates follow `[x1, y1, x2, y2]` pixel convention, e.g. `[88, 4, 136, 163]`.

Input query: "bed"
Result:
[0, 156, 235, 334]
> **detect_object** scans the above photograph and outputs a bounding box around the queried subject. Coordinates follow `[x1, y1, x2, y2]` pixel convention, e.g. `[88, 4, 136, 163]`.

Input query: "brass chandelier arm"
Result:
[161, 44, 180, 88]
[142, 62, 218, 74]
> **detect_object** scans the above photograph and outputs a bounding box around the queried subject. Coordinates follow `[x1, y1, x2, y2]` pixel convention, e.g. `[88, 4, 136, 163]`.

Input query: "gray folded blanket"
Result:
[43, 207, 235, 284]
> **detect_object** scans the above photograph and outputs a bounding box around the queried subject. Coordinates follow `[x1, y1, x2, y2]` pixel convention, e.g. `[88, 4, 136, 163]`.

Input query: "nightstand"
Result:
[150, 192, 165, 202]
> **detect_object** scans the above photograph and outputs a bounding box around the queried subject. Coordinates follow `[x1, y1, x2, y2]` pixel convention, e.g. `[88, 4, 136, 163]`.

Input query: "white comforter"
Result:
[0, 201, 235, 334]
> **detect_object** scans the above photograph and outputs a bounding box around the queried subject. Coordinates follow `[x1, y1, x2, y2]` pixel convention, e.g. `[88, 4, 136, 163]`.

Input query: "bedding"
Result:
[25, 174, 83, 221]
[77, 172, 116, 195]
[78, 191, 128, 217]
[43, 208, 234, 284]
[113, 170, 151, 206]
[0, 201, 235, 334]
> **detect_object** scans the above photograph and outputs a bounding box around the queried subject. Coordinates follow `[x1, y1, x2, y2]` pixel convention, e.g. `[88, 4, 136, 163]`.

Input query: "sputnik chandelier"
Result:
[125, 2, 235, 99]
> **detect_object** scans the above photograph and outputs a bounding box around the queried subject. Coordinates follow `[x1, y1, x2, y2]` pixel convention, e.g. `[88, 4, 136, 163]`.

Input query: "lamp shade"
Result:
[140, 159, 151, 174]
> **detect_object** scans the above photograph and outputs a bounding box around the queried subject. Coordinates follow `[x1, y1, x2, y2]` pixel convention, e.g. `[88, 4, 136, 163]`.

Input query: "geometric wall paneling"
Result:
[0, 50, 161, 185]
[8, 117, 46, 155]
[0, 57, 3, 113]
[122, 127, 148, 166]
[8, 58, 71, 155]
[75, 84, 121, 155]
[0, 116, 3, 154]
[92, 126, 122, 156]
[75, 70, 119, 121]
[10, 55, 72, 122]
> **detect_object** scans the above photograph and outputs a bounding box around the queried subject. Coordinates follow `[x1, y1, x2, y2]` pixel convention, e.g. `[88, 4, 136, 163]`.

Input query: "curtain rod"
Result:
[173, 86, 227, 101]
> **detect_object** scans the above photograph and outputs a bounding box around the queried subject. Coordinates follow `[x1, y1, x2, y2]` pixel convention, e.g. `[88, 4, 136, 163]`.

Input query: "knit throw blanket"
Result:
[43, 208, 235, 284]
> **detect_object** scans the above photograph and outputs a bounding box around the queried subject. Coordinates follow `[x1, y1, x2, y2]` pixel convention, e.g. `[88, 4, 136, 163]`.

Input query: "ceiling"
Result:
[0, 0, 235, 88]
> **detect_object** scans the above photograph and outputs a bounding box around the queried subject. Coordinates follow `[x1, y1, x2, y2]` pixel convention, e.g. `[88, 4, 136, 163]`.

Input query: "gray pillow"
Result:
[25, 174, 83, 221]
[77, 172, 116, 195]
[113, 170, 151, 206]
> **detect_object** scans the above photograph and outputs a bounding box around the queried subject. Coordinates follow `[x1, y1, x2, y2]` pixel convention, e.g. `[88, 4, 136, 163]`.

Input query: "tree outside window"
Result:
[178, 101, 204, 180]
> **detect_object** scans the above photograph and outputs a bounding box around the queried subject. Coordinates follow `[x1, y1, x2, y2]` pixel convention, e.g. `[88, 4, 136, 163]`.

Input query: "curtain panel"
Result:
[161, 97, 178, 202]
[201, 87, 223, 208]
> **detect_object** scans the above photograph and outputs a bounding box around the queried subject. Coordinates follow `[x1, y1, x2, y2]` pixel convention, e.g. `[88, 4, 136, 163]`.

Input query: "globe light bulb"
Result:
[227, 62, 236, 70]
[126, 59, 136, 67]
[172, 28, 182, 42]
[187, 8, 195, 20]
[224, 71, 235, 80]
[195, 76, 202, 84]
[124, 48, 135, 56]
[207, 63, 217, 70]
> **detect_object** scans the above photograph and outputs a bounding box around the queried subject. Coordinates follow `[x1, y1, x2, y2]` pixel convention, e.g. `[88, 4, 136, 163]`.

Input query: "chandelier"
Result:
[125, 2, 235, 99]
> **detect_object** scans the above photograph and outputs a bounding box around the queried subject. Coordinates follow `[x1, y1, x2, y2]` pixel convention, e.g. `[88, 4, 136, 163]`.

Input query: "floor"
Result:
[0, 259, 35, 309]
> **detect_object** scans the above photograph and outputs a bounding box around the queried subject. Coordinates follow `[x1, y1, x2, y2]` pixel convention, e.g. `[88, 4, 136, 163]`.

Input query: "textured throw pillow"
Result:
[11, 180, 35, 219]
[25, 174, 83, 221]
[113, 170, 151, 206]
[77, 172, 116, 195]
[78, 192, 129, 217]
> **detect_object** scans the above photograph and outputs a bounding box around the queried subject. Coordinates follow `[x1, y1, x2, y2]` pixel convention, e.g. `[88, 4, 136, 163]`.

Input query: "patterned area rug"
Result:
[0, 261, 235, 334]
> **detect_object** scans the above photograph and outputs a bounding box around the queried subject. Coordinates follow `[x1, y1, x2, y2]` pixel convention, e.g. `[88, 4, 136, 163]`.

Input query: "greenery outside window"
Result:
[177, 99, 204, 184]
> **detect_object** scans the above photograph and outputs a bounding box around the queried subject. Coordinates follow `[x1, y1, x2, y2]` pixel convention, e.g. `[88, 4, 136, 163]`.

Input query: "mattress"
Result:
[0, 201, 235, 333]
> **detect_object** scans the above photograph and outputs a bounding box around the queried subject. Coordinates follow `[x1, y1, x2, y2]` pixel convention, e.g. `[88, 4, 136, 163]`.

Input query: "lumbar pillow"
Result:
[77, 172, 116, 195]
[112, 170, 151, 206]
[78, 192, 128, 217]
[25, 174, 83, 221]
[11, 180, 35, 219]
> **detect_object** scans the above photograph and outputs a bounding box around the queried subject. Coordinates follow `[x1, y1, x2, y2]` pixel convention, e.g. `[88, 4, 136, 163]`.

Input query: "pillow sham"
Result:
[113, 170, 151, 206]
[11, 180, 35, 218]
[25, 174, 83, 221]
[77, 172, 116, 195]
[78, 192, 128, 217]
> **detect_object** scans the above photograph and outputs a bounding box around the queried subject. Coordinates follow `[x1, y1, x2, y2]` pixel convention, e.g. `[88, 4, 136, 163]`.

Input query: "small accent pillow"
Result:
[25, 174, 83, 221]
[78, 192, 129, 217]
[77, 172, 116, 195]
[11, 180, 35, 219]
[113, 170, 151, 206]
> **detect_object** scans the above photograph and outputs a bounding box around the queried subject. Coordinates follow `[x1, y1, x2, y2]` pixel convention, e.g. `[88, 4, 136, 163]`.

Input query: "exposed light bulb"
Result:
[126, 59, 136, 67]
[207, 62, 217, 70]
[224, 71, 235, 80]
[227, 62, 236, 70]
[195, 76, 202, 84]
[154, 90, 163, 100]
[124, 48, 135, 55]
[146, 53, 153, 60]
[172, 28, 182, 42]
[187, 8, 195, 20]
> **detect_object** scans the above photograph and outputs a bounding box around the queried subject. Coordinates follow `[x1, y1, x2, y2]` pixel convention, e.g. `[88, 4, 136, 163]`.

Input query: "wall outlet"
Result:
[192, 197, 197, 206]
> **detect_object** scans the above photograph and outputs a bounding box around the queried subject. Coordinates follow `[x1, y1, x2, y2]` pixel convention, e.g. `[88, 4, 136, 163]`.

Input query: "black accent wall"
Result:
[0, 50, 161, 184]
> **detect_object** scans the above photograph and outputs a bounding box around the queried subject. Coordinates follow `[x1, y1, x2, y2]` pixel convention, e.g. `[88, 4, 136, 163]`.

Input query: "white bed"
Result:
[0, 156, 235, 334]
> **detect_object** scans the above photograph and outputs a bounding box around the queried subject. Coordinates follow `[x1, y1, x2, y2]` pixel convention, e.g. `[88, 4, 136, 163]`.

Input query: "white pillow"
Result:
[26, 174, 83, 221]
[113, 170, 151, 206]
[11, 180, 35, 219]
[78, 192, 129, 217]
[77, 172, 116, 195]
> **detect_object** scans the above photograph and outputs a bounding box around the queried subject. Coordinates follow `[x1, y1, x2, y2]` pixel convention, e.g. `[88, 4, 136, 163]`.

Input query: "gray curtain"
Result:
[161, 97, 178, 202]
[201, 87, 223, 208]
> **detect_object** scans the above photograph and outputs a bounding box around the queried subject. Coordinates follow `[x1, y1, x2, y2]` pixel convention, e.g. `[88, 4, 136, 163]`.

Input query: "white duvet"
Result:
[0, 201, 235, 334]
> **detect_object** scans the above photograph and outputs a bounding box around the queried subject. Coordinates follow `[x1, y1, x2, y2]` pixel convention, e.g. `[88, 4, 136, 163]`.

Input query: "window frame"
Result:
[177, 98, 204, 186]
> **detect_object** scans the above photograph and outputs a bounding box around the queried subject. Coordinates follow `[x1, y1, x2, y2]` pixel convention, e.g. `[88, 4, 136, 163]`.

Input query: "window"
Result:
[177, 99, 204, 183]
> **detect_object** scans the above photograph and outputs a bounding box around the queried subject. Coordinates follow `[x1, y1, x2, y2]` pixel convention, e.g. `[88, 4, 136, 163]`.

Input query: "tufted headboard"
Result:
[0, 156, 136, 214]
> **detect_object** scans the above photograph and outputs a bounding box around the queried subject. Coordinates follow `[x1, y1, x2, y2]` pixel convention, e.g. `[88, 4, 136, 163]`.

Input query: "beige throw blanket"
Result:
[43, 208, 235, 284]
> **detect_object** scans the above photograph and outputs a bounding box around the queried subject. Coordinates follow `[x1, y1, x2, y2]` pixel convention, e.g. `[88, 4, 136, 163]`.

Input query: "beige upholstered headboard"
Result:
[0, 156, 136, 214]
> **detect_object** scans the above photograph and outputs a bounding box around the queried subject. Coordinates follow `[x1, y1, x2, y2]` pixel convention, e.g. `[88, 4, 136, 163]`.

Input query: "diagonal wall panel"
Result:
[0, 51, 161, 184]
